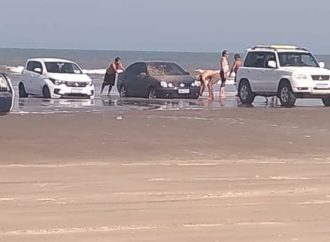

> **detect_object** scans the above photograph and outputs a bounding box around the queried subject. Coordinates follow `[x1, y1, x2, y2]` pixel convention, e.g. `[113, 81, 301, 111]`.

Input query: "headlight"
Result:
[49, 78, 64, 85]
[160, 81, 168, 88]
[168, 83, 174, 88]
[293, 73, 308, 80]
[191, 80, 200, 87]
[88, 81, 93, 86]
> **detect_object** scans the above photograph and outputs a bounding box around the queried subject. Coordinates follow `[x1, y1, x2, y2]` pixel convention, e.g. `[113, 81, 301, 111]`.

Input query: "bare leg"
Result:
[220, 86, 226, 99]
[199, 77, 206, 96]
[108, 85, 113, 95]
[100, 82, 107, 95]
[207, 83, 214, 100]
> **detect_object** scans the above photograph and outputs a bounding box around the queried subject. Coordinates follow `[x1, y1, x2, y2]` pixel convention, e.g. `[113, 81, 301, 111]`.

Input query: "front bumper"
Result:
[156, 87, 200, 99]
[50, 85, 95, 99]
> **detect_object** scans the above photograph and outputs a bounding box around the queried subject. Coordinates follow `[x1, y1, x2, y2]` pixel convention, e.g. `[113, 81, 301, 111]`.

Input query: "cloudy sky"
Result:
[0, 0, 329, 53]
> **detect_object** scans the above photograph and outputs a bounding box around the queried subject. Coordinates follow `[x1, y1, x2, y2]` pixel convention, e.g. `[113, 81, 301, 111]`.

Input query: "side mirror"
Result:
[138, 72, 147, 78]
[267, 60, 277, 69]
[34, 68, 42, 74]
[319, 62, 326, 68]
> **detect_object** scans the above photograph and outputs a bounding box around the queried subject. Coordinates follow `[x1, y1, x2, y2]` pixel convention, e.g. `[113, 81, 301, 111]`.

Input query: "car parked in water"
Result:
[19, 58, 95, 99]
[236, 45, 330, 107]
[117, 61, 200, 99]
[0, 73, 14, 114]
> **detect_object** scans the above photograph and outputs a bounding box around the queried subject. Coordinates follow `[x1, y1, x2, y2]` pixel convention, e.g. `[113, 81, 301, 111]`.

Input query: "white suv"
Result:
[19, 58, 95, 99]
[236, 45, 330, 107]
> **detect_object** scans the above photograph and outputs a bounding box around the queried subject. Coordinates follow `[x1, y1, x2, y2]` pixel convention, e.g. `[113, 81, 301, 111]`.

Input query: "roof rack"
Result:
[251, 45, 308, 51]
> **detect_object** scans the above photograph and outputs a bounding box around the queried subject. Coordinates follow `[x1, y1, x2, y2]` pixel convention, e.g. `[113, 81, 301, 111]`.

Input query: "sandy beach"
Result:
[1, 108, 330, 241]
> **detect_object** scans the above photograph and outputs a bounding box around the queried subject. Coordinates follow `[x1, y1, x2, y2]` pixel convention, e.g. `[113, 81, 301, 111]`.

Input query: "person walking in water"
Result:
[100, 57, 124, 95]
[198, 70, 219, 97]
[219, 50, 229, 99]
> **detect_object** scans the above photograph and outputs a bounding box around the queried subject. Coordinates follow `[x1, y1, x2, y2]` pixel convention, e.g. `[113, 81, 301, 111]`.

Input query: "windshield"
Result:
[147, 63, 187, 76]
[278, 52, 319, 67]
[45, 62, 83, 74]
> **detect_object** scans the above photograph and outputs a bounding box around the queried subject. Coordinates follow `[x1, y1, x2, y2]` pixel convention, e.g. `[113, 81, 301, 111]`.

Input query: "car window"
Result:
[45, 62, 82, 74]
[265, 52, 277, 68]
[0, 75, 10, 92]
[244, 52, 275, 68]
[278, 52, 319, 67]
[147, 63, 187, 76]
[125, 63, 147, 79]
[27, 61, 43, 73]
[27, 61, 35, 71]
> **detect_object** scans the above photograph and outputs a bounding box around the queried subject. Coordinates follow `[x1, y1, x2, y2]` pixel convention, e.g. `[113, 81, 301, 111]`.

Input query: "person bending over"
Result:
[198, 70, 219, 97]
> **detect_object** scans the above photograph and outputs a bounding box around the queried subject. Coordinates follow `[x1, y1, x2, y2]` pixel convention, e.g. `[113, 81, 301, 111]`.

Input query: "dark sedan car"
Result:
[117, 62, 200, 99]
[0, 73, 14, 114]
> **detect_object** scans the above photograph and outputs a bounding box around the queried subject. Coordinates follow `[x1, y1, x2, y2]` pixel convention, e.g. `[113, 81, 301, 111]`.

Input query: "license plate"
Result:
[71, 88, 83, 93]
[178, 89, 190, 94]
[316, 83, 328, 89]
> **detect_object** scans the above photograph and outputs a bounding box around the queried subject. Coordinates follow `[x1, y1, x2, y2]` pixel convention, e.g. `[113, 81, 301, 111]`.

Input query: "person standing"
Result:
[229, 54, 242, 79]
[219, 50, 229, 99]
[100, 57, 124, 95]
[229, 54, 242, 98]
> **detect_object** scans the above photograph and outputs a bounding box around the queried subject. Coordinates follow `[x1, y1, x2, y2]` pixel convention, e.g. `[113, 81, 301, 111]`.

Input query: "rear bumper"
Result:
[156, 87, 200, 99]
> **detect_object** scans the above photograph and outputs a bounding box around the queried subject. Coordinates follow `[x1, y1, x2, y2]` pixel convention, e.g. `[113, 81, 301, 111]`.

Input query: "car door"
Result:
[30, 61, 44, 95]
[122, 64, 138, 97]
[262, 52, 280, 93]
[133, 63, 149, 97]
[0, 74, 14, 113]
[127, 63, 148, 97]
[244, 52, 265, 92]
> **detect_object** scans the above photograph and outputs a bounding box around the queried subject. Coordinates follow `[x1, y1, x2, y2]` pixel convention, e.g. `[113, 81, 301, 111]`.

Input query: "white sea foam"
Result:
[3, 65, 106, 76]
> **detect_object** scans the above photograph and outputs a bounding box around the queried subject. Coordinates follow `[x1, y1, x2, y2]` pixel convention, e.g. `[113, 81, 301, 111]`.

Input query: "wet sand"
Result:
[1, 108, 330, 241]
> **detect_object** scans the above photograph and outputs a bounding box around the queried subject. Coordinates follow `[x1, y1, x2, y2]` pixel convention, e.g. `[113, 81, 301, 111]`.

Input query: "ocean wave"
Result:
[1, 65, 106, 76]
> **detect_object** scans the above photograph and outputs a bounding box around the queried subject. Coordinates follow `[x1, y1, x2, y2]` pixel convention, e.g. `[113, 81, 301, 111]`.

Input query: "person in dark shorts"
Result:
[100, 57, 124, 95]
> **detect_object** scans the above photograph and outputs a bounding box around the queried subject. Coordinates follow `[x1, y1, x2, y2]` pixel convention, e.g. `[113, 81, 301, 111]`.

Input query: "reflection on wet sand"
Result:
[14, 94, 325, 114]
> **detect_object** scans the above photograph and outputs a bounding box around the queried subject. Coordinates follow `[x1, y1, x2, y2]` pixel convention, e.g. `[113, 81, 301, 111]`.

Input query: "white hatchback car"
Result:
[236, 45, 330, 107]
[19, 58, 95, 99]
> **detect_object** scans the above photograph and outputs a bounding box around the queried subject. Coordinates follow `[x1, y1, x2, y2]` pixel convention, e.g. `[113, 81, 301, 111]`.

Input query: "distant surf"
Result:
[2, 65, 106, 76]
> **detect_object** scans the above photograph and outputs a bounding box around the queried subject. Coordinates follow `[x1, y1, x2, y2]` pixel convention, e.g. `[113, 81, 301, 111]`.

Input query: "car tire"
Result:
[238, 80, 255, 104]
[119, 85, 127, 97]
[278, 82, 296, 108]
[322, 96, 330, 106]
[18, 83, 28, 98]
[148, 87, 157, 99]
[42, 85, 51, 99]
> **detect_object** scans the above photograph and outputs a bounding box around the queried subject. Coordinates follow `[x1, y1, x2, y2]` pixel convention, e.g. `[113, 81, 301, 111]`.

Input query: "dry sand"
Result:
[1, 108, 330, 241]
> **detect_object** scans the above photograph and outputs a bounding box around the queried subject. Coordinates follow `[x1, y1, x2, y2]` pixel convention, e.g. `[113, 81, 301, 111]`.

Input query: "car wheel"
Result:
[278, 82, 296, 108]
[119, 85, 127, 97]
[148, 87, 157, 99]
[42, 85, 51, 99]
[322, 96, 330, 106]
[238, 80, 255, 104]
[18, 83, 28, 98]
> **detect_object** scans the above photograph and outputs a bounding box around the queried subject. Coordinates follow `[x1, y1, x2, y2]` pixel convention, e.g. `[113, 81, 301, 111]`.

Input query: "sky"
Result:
[0, 0, 329, 53]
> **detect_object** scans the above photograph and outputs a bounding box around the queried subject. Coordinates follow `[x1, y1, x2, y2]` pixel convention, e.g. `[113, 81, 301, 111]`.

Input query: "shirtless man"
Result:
[219, 50, 230, 99]
[198, 70, 219, 97]
[229, 54, 242, 98]
[100, 57, 124, 95]
[207, 51, 229, 101]
[229, 54, 242, 79]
